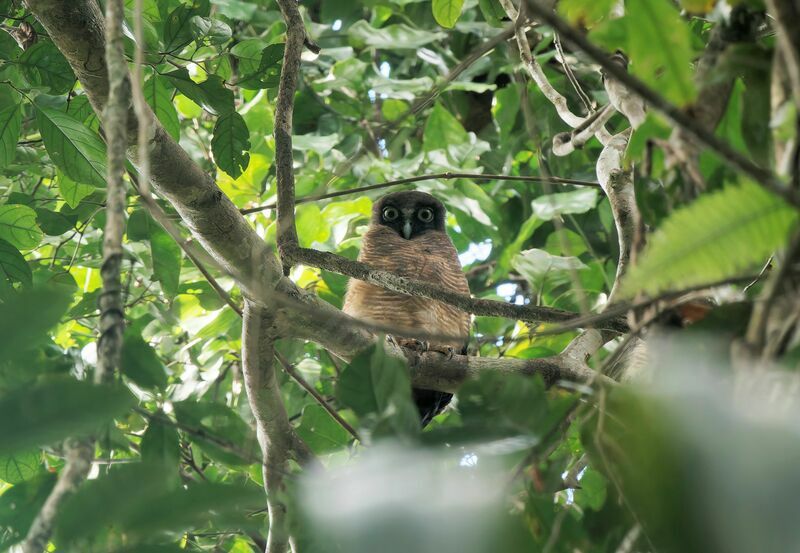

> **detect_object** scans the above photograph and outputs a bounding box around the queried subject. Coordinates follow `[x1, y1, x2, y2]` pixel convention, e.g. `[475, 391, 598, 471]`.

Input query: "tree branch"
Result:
[285, 245, 629, 333]
[273, 0, 305, 264]
[524, 0, 798, 208]
[242, 301, 315, 553]
[240, 172, 600, 215]
[21, 0, 128, 549]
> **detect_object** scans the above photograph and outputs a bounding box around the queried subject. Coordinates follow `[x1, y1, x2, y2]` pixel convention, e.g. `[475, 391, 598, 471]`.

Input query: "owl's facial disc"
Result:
[375, 192, 446, 240]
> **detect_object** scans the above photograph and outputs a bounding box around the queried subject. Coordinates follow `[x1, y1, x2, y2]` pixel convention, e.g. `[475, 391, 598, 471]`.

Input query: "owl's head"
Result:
[372, 191, 446, 240]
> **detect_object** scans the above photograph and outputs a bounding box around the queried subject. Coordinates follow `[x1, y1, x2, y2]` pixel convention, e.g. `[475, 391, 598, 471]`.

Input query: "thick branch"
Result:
[286, 246, 629, 333]
[273, 0, 305, 261]
[524, 0, 798, 208]
[242, 301, 314, 553]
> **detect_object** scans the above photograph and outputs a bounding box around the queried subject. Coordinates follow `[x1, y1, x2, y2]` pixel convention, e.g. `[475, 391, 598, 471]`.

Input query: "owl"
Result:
[343, 191, 471, 426]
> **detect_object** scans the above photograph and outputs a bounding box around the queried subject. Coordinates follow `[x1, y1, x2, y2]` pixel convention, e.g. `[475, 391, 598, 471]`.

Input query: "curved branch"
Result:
[524, 0, 797, 208]
[273, 0, 305, 262]
[286, 246, 629, 333]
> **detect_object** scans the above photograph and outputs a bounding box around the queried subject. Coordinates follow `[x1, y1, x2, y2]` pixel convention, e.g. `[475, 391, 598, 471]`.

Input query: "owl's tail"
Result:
[412, 388, 453, 428]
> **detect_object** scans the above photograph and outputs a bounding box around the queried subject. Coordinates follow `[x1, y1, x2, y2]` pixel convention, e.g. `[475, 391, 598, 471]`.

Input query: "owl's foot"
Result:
[429, 345, 455, 359]
[395, 337, 430, 352]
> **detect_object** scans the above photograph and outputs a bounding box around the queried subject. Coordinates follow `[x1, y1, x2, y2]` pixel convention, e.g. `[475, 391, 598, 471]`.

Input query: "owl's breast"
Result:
[342, 226, 471, 349]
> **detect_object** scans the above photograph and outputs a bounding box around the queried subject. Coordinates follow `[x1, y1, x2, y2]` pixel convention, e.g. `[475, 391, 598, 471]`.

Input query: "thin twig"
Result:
[275, 352, 361, 442]
[241, 172, 600, 215]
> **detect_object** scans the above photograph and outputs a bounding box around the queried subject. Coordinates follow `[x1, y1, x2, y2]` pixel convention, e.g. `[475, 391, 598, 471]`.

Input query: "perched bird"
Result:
[343, 191, 471, 426]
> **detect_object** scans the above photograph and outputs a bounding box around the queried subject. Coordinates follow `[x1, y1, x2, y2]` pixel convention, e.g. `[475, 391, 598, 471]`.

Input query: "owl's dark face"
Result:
[372, 191, 446, 240]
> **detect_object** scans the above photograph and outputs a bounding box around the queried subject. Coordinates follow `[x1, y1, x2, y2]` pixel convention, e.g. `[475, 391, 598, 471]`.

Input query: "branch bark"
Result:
[20, 0, 128, 549]
[273, 0, 305, 263]
[241, 302, 315, 553]
[285, 245, 629, 333]
[524, 0, 798, 209]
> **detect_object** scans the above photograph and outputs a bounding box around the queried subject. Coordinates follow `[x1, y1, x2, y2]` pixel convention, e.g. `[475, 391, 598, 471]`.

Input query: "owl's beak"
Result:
[402, 219, 412, 239]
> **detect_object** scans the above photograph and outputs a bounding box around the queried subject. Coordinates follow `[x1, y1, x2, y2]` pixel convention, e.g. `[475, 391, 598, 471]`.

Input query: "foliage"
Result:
[0, 0, 794, 552]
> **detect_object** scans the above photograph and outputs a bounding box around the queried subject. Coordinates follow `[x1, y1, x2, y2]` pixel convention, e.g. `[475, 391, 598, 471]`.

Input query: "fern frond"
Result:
[620, 180, 798, 298]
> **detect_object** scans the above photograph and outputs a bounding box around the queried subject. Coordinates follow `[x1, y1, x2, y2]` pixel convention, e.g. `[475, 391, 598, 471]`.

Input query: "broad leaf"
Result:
[0, 285, 71, 359]
[0, 378, 136, 456]
[121, 331, 168, 390]
[348, 21, 445, 49]
[433, 0, 465, 28]
[0, 103, 21, 169]
[163, 69, 234, 115]
[18, 41, 75, 95]
[0, 238, 31, 286]
[296, 404, 352, 455]
[58, 173, 94, 209]
[0, 204, 43, 250]
[35, 103, 107, 187]
[530, 188, 599, 220]
[0, 451, 42, 484]
[211, 111, 250, 178]
[621, 180, 798, 297]
[0, 473, 56, 549]
[150, 227, 182, 298]
[144, 74, 181, 140]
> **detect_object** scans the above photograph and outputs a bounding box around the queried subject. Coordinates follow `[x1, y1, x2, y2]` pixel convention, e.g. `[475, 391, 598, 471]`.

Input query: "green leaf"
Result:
[35, 102, 107, 187]
[144, 74, 180, 140]
[0, 378, 136, 456]
[140, 416, 181, 470]
[573, 468, 607, 511]
[172, 401, 258, 466]
[163, 0, 210, 53]
[57, 462, 263, 546]
[433, 0, 465, 28]
[621, 180, 798, 297]
[424, 102, 468, 152]
[0, 451, 42, 484]
[0, 238, 31, 286]
[18, 41, 75, 95]
[236, 42, 284, 90]
[491, 214, 543, 282]
[296, 404, 352, 455]
[512, 249, 587, 287]
[126, 208, 156, 241]
[121, 331, 168, 390]
[0, 285, 72, 360]
[211, 111, 250, 178]
[0, 204, 43, 250]
[558, 0, 617, 26]
[0, 473, 56, 549]
[478, 0, 507, 27]
[624, 0, 696, 105]
[58, 173, 95, 209]
[0, 103, 21, 169]
[35, 207, 75, 236]
[348, 20, 445, 49]
[150, 227, 182, 298]
[190, 15, 232, 44]
[336, 342, 419, 437]
[530, 188, 599, 220]
[163, 68, 234, 115]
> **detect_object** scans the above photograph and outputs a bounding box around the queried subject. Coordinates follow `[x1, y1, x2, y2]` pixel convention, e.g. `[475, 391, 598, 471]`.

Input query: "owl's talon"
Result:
[396, 338, 429, 352]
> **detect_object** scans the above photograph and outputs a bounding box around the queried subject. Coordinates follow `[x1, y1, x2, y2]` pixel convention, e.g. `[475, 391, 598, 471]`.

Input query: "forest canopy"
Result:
[1, 0, 799, 552]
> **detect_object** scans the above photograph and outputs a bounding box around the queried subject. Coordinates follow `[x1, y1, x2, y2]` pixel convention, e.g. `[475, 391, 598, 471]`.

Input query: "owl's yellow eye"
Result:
[417, 207, 434, 222]
[382, 206, 399, 221]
